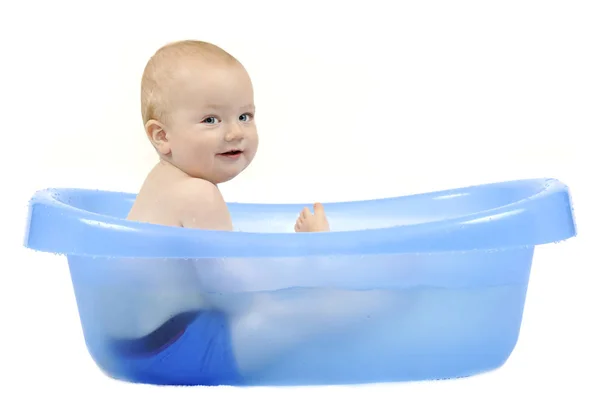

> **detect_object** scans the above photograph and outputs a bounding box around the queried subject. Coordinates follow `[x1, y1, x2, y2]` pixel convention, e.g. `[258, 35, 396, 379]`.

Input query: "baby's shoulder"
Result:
[173, 177, 232, 230]
[173, 177, 222, 198]
[169, 177, 226, 210]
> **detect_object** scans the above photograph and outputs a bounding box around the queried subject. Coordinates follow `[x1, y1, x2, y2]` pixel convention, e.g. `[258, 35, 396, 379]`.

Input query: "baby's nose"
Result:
[225, 124, 244, 141]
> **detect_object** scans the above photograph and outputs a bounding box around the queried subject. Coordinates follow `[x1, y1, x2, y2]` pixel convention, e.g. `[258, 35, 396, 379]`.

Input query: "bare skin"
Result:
[294, 203, 330, 232]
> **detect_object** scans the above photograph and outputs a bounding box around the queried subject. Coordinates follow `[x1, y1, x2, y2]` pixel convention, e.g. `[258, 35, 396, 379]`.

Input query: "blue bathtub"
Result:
[23, 178, 576, 386]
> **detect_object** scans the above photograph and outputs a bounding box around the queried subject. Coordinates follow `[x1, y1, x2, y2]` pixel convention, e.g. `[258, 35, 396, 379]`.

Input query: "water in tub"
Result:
[68, 255, 406, 374]
[69, 249, 529, 381]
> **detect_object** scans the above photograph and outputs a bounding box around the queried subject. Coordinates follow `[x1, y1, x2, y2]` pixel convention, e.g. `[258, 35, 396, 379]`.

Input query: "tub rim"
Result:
[23, 178, 577, 258]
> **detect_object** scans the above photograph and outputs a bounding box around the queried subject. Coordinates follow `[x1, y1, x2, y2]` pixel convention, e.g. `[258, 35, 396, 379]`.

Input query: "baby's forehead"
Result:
[165, 76, 253, 117]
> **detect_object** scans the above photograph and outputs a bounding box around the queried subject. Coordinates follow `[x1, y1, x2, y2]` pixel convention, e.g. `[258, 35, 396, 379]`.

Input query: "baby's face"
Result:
[162, 62, 258, 184]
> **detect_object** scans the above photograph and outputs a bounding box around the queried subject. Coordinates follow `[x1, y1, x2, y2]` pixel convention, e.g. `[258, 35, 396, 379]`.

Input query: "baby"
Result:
[127, 40, 330, 233]
[109, 40, 392, 384]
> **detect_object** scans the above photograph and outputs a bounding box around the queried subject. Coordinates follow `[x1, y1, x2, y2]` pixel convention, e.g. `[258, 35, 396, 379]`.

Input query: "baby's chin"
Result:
[211, 165, 251, 185]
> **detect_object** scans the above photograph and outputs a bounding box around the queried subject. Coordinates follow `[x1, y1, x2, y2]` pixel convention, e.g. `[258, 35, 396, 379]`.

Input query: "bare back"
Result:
[127, 160, 234, 231]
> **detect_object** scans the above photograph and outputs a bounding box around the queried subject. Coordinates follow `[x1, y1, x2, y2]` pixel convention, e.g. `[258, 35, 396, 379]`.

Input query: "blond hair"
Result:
[140, 40, 239, 125]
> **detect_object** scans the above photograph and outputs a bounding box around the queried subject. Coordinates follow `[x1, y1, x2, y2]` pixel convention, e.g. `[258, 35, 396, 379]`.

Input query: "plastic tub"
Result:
[23, 178, 576, 386]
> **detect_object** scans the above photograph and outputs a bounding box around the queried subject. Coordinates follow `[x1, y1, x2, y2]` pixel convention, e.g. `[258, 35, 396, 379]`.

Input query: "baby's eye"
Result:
[239, 113, 253, 122]
[202, 116, 219, 124]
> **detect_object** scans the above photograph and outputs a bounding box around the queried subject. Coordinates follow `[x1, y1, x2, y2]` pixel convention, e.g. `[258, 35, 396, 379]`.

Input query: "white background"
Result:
[1, 0, 598, 398]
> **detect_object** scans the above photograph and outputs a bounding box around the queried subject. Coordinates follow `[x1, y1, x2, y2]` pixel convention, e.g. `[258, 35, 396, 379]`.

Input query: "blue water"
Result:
[243, 284, 529, 385]
[65, 250, 532, 386]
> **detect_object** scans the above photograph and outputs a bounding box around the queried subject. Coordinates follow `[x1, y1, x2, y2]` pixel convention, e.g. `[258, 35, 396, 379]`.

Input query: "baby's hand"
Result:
[294, 203, 330, 232]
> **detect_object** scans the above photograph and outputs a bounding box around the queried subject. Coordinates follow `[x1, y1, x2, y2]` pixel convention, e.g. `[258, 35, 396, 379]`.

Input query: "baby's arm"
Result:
[176, 178, 234, 231]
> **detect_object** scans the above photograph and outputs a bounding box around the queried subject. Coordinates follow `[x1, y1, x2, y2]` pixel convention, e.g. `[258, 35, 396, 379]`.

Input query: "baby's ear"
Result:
[145, 120, 170, 155]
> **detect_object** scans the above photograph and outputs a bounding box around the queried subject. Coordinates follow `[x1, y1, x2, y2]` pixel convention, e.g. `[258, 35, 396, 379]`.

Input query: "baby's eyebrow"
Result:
[203, 104, 255, 111]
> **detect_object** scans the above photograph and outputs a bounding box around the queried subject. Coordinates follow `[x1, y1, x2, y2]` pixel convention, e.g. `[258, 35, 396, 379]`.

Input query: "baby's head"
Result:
[141, 40, 258, 184]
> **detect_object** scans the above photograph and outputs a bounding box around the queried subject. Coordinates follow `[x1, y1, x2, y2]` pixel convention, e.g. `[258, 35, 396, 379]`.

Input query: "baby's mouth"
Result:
[217, 149, 243, 159]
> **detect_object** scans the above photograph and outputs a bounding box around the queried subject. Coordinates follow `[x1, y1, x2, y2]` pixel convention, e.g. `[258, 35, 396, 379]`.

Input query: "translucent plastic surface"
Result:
[23, 178, 576, 386]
